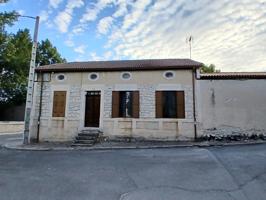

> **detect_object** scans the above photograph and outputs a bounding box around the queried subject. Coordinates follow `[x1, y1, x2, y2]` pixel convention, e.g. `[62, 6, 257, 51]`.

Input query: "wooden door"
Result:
[84, 91, 101, 127]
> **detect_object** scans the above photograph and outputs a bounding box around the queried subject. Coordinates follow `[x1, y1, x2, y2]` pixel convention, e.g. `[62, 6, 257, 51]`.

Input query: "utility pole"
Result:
[23, 16, 40, 144]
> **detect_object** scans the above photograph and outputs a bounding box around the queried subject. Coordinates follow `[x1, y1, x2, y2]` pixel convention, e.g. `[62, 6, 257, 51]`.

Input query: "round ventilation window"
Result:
[88, 73, 99, 81]
[163, 71, 175, 79]
[56, 74, 65, 81]
[121, 72, 131, 80]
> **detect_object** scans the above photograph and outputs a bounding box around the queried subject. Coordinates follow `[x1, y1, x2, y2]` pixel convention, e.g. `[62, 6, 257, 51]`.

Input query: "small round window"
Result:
[121, 72, 131, 80]
[88, 73, 99, 81]
[56, 74, 65, 81]
[163, 71, 175, 79]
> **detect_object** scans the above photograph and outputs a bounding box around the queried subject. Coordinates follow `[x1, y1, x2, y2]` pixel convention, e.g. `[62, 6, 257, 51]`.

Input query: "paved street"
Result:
[0, 136, 265, 200]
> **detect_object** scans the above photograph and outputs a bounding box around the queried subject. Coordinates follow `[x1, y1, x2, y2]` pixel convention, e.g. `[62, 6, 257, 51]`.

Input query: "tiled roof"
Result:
[35, 59, 202, 72]
[200, 72, 266, 79]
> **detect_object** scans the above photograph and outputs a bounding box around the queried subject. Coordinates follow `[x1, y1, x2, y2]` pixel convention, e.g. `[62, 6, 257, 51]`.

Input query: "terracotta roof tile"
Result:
[200, 72, 266, 79]
[35, 59, 202, 72]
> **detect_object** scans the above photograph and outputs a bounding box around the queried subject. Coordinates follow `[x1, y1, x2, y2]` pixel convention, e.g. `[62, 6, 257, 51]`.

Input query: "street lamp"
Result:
[17, 15, 40, 144]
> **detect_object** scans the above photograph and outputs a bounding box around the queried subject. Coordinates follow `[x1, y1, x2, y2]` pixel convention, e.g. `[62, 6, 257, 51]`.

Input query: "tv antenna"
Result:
[186, 36, 193, 59]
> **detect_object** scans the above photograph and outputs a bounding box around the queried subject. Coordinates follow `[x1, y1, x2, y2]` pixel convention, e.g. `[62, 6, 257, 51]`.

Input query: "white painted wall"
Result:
[198, 79, 266, 136]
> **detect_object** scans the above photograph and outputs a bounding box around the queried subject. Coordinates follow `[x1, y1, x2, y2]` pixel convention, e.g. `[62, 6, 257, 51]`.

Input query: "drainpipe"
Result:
[192, 67, 197, 140]
[36, 72, 44, 143]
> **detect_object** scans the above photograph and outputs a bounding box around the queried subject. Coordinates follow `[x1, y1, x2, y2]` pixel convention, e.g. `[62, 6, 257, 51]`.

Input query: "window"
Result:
[121, 72, 132, 80]
[163, 71, 175, 79]
[112, 91, 139, 118]
[52, 91, 67, 117]
[56, 74, 66, 81]
[156, 91, 185, 118]
[88, 73, 99, 81]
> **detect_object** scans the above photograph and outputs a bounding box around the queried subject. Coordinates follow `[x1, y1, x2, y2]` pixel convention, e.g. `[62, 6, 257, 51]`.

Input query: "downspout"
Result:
[192, 67, 197, 140]
[36, 72, 44, 143]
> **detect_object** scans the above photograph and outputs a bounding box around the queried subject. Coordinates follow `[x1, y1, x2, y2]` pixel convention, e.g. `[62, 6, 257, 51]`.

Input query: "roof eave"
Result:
[35, 65, 202, 73]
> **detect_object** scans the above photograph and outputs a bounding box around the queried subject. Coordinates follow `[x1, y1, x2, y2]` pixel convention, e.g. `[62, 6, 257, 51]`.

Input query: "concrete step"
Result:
[73, 130, 102, 146]
[74, 139, 95, 144]
[80, 130, 100, 134]
[71, 143, 94, 147]
[76, 135, 97, 140]
[78, 132, 99, 137]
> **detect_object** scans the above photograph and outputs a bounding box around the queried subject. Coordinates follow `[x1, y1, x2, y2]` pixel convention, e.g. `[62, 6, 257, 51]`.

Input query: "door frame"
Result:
[84, 91, 101, 128]
[79, 85, 104, 131]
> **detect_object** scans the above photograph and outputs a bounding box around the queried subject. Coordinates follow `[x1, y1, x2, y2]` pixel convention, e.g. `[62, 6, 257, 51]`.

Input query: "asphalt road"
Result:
[0, 135, 265, 200]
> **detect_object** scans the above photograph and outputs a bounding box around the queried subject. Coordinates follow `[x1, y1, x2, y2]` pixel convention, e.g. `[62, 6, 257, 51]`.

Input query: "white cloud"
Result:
[17, 9, 25, 15]
[80, 0, 115, 23]
[72, 25, 85, 34]
[97, 16, 113, 34]
[74, 45, 87, 54]
[43, 0, 266, 71]
[49, 0, 63, 9]
[65, 39, 74, 47]
[89, 52, 102, 61]
[39, 10, 49, 22]
[102, 0, 266, 71]
[54, 0, 84, 33]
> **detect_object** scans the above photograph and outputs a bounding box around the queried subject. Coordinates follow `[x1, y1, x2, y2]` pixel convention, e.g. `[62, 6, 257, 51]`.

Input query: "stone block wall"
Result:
[30, 72, 195, 142]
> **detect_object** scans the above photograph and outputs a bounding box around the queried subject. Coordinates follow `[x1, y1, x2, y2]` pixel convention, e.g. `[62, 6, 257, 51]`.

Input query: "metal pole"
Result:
[189, 41, 191, 59]
[23, 16, 39, 144]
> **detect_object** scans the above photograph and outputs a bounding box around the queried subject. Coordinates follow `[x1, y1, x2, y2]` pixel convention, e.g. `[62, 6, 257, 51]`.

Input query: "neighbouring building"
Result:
[29, 59, 266, 143]
[198, 72, 266, 137]
[29, 59, 201, 142]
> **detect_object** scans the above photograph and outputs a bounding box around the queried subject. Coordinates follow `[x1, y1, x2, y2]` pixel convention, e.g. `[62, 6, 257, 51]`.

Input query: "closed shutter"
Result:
[112, 91, 120, 118]
[155, 91, 163, 118]
[132, 91, 139, 118]
[176, 91, 185, 118]
[52, 91, 66, 117]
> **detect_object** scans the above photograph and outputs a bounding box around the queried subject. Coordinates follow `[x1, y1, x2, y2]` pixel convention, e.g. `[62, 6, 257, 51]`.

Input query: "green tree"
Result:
[0, 29, 32, 106]
[200, 64, 220, 73]
[37, 39, 66, 65]
[0, 9, 66, 107]
[0, 11, 18, 31]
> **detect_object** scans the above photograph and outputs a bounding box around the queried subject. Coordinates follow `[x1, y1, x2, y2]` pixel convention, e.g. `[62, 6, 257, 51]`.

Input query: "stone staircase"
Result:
[72, 129, 101, 146]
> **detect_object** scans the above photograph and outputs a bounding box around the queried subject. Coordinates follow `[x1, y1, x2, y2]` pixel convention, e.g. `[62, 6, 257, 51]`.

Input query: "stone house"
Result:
[29, 59, 202, 142]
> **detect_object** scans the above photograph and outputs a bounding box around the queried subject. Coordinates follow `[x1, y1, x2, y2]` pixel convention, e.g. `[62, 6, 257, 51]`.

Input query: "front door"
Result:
[84, 91, 101, 127]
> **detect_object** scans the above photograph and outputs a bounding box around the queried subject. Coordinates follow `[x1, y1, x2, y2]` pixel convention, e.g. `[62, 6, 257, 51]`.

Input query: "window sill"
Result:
[51, 117, 65, 120]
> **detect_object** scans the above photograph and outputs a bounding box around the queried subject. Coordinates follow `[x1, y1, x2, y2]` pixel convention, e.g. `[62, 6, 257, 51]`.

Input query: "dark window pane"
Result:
[119, 91, 133, 117]
[163, 91, 177, 118]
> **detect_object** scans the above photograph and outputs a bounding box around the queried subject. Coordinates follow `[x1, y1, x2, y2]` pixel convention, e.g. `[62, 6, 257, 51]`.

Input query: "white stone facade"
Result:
[30, 70, 196, 142]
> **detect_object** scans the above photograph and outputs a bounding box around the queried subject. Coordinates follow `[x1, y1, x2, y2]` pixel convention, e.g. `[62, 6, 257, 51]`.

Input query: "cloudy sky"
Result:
[1, 0, 266, 71]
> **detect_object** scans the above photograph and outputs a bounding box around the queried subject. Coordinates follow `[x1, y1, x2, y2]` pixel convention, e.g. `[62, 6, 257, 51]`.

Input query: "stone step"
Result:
[71, 143, 94, 147]
[73, 130, 102, 146]
[80, 129, 100, 134]
[80, 132, 99, 135]
[76, 135, 97, 140]
[74, 139, 95, 144]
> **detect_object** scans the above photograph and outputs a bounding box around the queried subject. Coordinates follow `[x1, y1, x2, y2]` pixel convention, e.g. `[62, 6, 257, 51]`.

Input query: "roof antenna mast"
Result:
[186, 36, 193, 59]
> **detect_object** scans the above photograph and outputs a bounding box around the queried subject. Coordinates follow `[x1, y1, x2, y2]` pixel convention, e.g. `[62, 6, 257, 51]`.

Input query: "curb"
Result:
[2, 140, 266, 151]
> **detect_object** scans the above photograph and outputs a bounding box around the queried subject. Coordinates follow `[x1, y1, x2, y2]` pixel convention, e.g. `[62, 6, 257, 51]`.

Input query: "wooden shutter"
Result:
[176, 91, 185, 118]
[132, 91, 139, 118]
[112, 91, 120, 118]
[52, 91, 66, 117]
[156, 91, 163, 118]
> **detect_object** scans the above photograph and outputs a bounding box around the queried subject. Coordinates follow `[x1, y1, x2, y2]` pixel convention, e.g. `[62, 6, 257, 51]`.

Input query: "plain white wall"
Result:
[198, 79, 266, 134]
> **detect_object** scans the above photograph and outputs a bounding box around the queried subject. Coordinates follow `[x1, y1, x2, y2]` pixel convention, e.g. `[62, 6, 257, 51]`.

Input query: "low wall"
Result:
[198, 79, 266, 136]
[0, 121, 24, 133]
[103, 118, 195, 141]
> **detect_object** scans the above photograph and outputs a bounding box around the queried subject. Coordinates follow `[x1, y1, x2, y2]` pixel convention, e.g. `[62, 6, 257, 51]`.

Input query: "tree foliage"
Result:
[200, 64, 220, 73]
[0, 10, 66, 108]
[37, 39, 66, 66]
